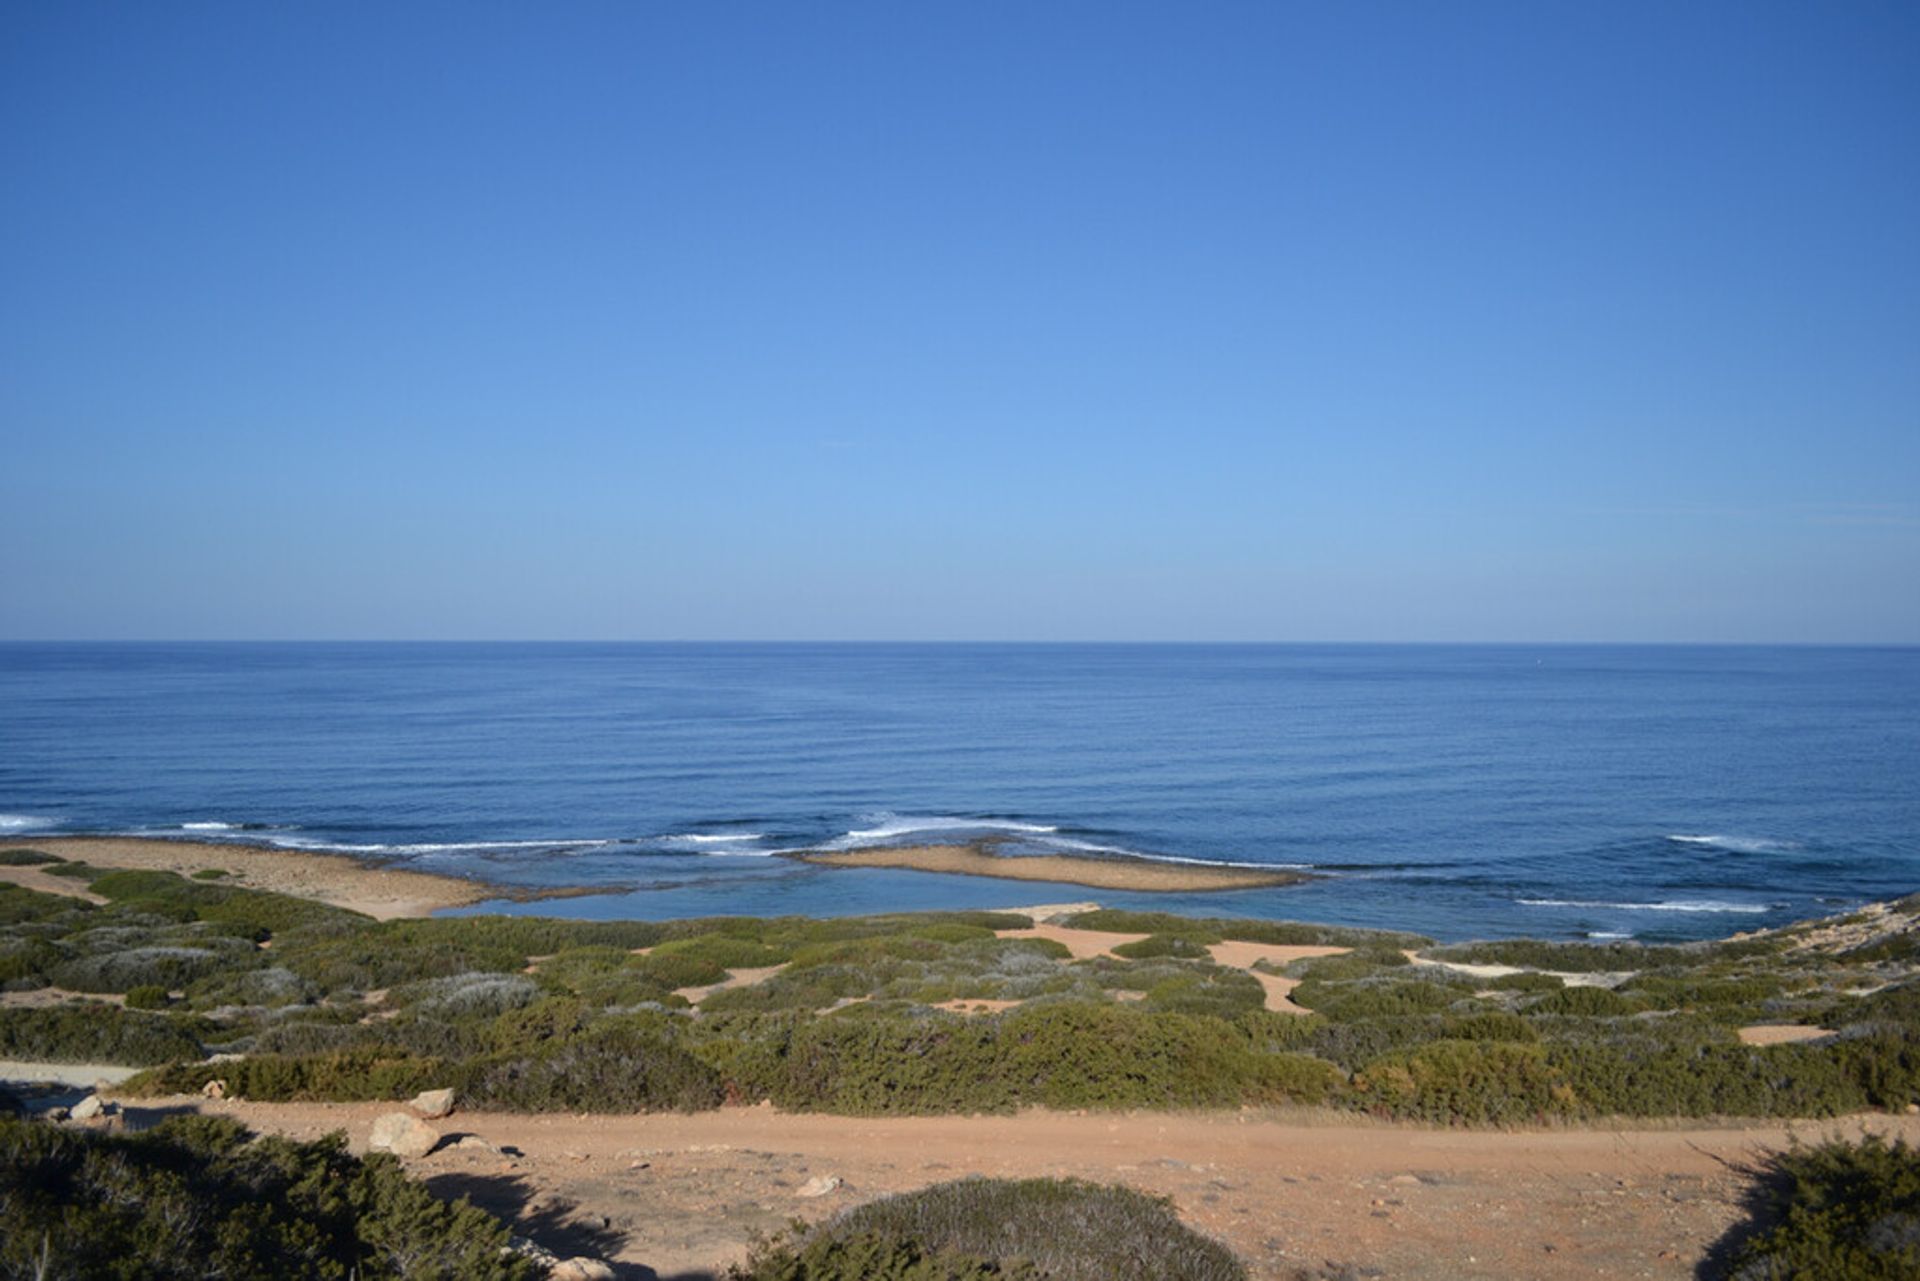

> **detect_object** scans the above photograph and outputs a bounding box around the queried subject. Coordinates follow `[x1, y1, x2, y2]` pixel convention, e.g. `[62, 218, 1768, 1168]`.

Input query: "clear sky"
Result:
[2, 2, 1915, 641]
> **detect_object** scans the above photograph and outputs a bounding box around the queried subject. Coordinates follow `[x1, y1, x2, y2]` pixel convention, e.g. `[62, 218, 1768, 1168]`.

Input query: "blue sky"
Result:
[2, 2, 1915, 641]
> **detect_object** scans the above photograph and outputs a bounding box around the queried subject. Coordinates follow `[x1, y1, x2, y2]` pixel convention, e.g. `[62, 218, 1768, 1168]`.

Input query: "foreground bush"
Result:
[0, 1114, 531, 1279]
[0, 1004, 203, 1066]
[1721, 1136, 1920, 1279]
[732, 1177, 1246, 1281]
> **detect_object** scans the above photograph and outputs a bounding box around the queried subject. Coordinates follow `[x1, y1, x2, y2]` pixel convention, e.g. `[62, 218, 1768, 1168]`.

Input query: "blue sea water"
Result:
[0, 642, 1915, 942]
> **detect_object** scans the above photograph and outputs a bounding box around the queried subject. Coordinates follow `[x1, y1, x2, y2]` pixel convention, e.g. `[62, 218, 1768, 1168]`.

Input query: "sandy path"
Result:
[674, 965, 788, 1006]
[0, 865, 108, 904]
[3, 837, 491, 920]
[125, 1098, 1920, 1281]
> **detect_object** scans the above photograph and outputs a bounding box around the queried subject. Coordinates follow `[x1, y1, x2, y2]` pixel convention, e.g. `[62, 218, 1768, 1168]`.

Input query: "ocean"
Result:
[1, 642, 1915, 942]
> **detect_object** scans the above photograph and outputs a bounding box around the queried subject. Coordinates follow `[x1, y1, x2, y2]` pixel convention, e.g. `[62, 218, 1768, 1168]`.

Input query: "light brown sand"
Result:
[675, 964, 788, 1006]
[995, 922, 1150, 959]
[2, 837, 490, 920]
[1736, 1024, 1836, 1046]
[0, 865, 108, 905]
[795, 844, 1308, 892]
[129, 1096, 1920, 1281]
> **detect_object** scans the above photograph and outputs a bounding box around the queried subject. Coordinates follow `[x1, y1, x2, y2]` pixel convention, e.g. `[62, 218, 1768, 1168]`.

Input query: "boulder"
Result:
[368, 1112, 440, 1158]
[795, 1174, 842, 1198]
[70, 1094, 105, 1121]
[410, 1087, 456, 1119]
[201, 1079, 227, 1100]
[549, 1260, 615, 1281]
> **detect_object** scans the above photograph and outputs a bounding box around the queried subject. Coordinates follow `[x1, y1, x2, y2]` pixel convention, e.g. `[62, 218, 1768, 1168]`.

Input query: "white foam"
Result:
[265, 836, 616, 855]
[0, 814, 52, 833]
[1666, 834, 1797, 853]
[1520, 898, 1772, 914]
[181, 821, 237, 831]
[826, 813, 1059, 849]
[662, 833, 766, 845]
[1586, 931, 1634, 940]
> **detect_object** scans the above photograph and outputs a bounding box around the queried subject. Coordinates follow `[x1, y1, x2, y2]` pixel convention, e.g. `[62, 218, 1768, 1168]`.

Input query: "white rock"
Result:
[368, 1111, 440, 1158]
[795, 1174, 842, 1198]
[70, 1094, 104, 1121]
[549, 1260, 615, 1281]
[201, 1079, 227, 1100]
[410, 1087, 456, 1119]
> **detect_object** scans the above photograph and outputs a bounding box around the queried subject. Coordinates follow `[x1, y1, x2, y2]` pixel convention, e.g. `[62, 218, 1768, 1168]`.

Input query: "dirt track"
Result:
[127, 1097, 1920, 1280]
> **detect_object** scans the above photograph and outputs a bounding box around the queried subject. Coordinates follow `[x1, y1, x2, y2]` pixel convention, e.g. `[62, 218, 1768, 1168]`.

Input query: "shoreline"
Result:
[791, 841, 1312, 892]
[0, 836, 496, 921]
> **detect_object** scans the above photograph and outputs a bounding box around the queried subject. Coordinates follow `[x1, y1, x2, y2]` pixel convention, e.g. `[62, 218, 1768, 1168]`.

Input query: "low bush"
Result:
[0, 883, 85, 926]
[0, 1113, 531, 1279]
[0, 848, 61, 866]
[732, 1177, 1246, 1281]
[127, 1049, 444, 1102]
[124, 983, 170, 1010]
[86, 869, 358, 937]
[49, 943, 245, 994]
[1485, 971, 1565, 993]
[0, 1004, 203, 1066]
[1354, 1040, 1577, 1124]
[1111, 933, 1215, 960]
[1290, 977, 1472, 1021]
[458, 1020, 727, 1112]
[1527, 985, 1642, 1018]
[1721, 1136, 1920, 1279]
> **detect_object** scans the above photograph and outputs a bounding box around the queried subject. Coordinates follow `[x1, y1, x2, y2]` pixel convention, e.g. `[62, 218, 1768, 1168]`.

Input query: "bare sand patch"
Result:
[675, 964, 788, 1006]
[995, 923, 1149, 960]
[930, 998, 1021, 1015]
[794, 843, 1308, 892]
[0, 865, 108, 905]
[137, 1097, 1920, 1281]
[5, 837, 492, 920]
[1737, 1024, 1836, 1046]
[1208, 941, 1349, 970]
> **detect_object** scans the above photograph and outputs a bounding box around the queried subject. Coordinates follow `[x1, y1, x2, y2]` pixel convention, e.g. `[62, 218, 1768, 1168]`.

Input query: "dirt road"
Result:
[132, 1098, 1920, 1280]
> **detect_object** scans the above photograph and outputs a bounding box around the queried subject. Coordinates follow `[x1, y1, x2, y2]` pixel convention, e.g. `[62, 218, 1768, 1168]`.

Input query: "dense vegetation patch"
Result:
[0, 1113, 531, 1279]
[731, 1177, 1246, 1281]
[4, 866, 1915, 1126]
[1719, 1136, 1920, 1279]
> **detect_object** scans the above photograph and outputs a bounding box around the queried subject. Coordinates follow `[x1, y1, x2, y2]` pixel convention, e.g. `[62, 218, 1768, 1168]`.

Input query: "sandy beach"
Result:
[793, 842, 1309, 892]
[0, 836, 491, 920]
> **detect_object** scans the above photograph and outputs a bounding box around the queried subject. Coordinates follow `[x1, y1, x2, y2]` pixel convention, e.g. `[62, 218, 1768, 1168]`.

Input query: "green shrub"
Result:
[651, 933, 791, 969]
[191, 867, 231, 880]
[0, 1113, 532, 1279]
[86, 870, 359, 937]
[50, 943, 245, 994]
[124, 984, 171, 1010]
[127, 1049, 445, 1102]
[0, 883, 86, 925]
[1290, 977, 1470, 1020]
[733, 1177, 1246, 1281]
[0, 1004, 203, 1066]
[0, 848, 62, 866]
[42, 862, 108, 880]
[1286, 948, 1412, 982]
[1722, 1136, 1920, 1279]
[1354, 1040, 1577, 1124]
[457, 1019, 726, 1112]
[1528, 985, 1642, 1018]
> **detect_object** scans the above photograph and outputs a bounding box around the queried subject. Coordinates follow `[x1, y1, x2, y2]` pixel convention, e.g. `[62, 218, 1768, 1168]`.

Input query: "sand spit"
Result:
[2, 836, 493, 920]
[793, 842, 1310, 892]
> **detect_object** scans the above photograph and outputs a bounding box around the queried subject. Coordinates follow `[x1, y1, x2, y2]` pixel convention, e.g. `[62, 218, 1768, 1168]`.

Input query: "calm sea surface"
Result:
[1, 643, 1915, 942]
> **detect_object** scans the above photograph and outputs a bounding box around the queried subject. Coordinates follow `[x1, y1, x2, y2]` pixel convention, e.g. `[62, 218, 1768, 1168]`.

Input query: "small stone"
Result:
[796, 1175, 843, 1198]
[201, 1079, 227, 1100]
[452, 1135, 498, 1154]
[70, 1095, 104, 1121]
[369, 1112, 440, 1158]
[410, 1087, 456, 1119]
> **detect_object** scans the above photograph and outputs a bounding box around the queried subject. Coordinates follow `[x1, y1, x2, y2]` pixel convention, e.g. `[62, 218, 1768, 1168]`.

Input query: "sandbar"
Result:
[1, 836, 492, 920]
[791, 842, 1310, 892]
